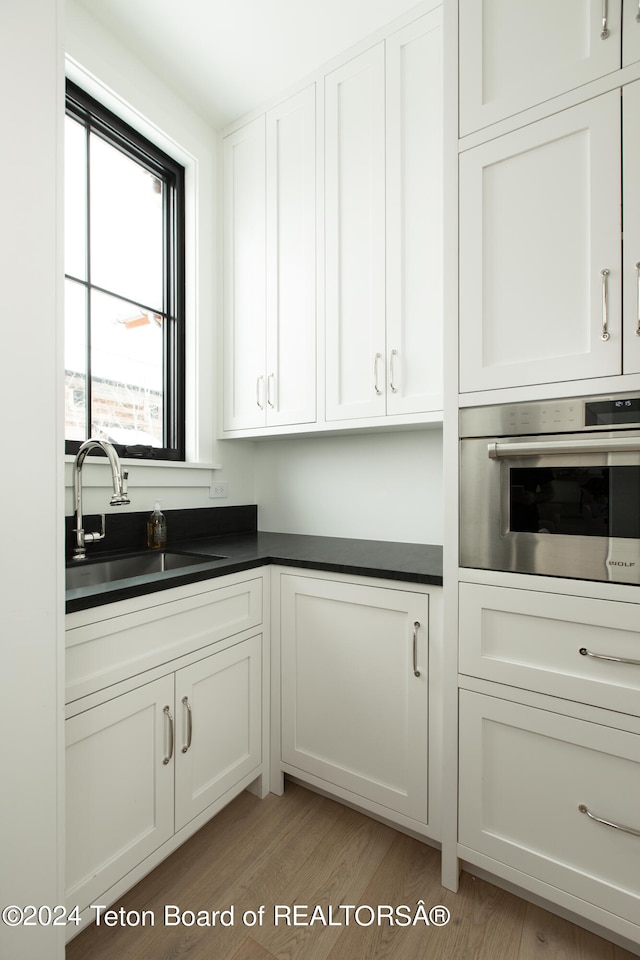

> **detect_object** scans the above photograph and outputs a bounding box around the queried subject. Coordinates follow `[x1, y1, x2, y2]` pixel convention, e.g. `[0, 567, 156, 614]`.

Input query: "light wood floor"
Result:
[66, 781, 638, 960]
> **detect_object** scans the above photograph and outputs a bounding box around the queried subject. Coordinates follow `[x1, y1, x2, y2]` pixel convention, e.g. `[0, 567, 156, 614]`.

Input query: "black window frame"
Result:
[64, 79, 186, 461]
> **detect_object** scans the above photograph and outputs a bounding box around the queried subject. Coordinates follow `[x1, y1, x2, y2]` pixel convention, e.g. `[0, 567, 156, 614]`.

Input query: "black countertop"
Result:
[65, 531, 443, 614]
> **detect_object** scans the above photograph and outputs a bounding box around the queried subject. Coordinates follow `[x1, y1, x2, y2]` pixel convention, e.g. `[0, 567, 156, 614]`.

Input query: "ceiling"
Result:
[75, 0, 424, 128]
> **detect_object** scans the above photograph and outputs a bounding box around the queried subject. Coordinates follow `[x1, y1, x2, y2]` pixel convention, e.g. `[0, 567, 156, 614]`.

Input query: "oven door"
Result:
[460, 430, 640, 584]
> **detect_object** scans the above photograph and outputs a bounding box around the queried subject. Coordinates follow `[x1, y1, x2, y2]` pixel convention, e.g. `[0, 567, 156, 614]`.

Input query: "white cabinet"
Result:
[223, 86, 316, 431]
[457, 579, 640, 944]
[623, 0, 640, 67]
[66, 633, 262, 918]
[174, 637, 262, 829]
[65, 573, 267, 931]
[459, 92, 622, 393]
[459, 80, 640, 393]
[386, 13, 443, 417]
[66, 676, 174, 913]
[459, 0, 622, 137]
[459, 690, 640, 934]
[223, 116, 266, 431]
[325, 9, 443, 421]
[324, 43, 386, 421]
[277, 572, 435, 832]
[622, 80, 640, 375]
[459, 582, 640, 714]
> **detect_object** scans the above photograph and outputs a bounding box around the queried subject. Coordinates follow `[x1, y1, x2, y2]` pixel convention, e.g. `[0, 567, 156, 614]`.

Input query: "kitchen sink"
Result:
[65, 550, 226, 590]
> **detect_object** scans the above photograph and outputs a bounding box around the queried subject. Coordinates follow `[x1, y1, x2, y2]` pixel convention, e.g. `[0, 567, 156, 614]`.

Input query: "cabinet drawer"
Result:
[66, 575, 263, 702]
[459, 582, 640, 715]
[459, 690, 640, 927]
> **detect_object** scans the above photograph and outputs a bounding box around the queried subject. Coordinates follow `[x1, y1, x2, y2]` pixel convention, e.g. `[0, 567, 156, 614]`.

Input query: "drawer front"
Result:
[459, 690, 640, 926]
[459, 582, 640, 714]
[66, 575, 263, 702]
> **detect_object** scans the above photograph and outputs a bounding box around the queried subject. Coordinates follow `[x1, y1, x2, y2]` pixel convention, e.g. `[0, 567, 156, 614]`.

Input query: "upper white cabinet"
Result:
[223, 86, 316, 431]
[324, 44, 386, 421]
[623, 0, 640, 67]
[223, 116, 267, 431]
[459, 0, 622, 137]
[386, 14, 444, 417]
[622, 80, 640, 375]
[325, 9, 443, 421]
[459, 92, 622, 393]
[459, 80, 640, 394]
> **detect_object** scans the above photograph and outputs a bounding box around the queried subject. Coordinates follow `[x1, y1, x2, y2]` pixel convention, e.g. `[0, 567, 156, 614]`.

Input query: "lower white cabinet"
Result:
[276, 571, 438, 835]
[459, 689, 640, 935]
[174, 636, 262, 829]
[66, 634, 262, 917]
[457, 578, 640, 945]
[66, 675, 174, 913]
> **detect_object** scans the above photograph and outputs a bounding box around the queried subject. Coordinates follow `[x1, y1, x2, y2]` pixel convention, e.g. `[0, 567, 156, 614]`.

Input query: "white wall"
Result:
[64, 0, 257, 516]
[0, 2, 64, 958]
[255, 428, 443, 543]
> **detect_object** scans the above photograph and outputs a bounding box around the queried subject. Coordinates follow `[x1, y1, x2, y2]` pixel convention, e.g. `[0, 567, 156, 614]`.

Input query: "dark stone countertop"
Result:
[65, 531, 443, 615]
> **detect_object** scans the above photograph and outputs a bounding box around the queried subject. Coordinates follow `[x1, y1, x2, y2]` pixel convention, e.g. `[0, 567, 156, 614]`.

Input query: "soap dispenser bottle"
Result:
[147, 501, 167, 549]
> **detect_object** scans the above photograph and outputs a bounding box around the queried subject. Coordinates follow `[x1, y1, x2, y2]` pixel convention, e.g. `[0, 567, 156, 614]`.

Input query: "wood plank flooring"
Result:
[66, 782, 638, 960]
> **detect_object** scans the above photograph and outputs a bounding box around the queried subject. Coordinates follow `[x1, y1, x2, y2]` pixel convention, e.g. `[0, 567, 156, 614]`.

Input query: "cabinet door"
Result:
[223, 117, 267, 430]
[325, 44, 386, 421]
[623, 80, 640, 373]
[65, 675, 174, 911]
[386, 11, 443, 415]
[174, 634, 262, 830]
[280, 575, 429, 822]
[265, 85, 317, 427]
[459, 0, 621, 136]
[623, 0, 640, 67]
[459, 690, 640, 926]
[459, 92, 621, 393]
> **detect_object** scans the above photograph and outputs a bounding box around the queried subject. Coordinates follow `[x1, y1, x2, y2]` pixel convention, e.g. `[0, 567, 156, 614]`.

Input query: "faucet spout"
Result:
[73, 439, 131, 561]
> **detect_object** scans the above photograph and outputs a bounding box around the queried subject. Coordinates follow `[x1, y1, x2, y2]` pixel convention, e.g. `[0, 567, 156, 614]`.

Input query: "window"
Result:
[64, 80, 185, 460]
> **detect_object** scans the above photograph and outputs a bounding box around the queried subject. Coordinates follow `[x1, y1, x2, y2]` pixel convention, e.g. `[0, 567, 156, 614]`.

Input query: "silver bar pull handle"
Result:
[374, 353, 383, 396]
[163, 705, 174, 765]
[579, 646, 640, 667]
[637, 0, 640, 23]
[601, 268, 610, 340]
[601, 0, 610, 38]
[488, 434, 640, 459]
[636, 262, 640, 336]
[267, 373, 276, 409]
[579, 803, 640, 838]
[181, 696, 193, 753]
[389, 349, 399, 393]
[256, 375, 264, 410]
[412, 621, 421, 677]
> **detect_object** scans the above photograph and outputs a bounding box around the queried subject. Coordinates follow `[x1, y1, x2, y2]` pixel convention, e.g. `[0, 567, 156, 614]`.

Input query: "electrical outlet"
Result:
[210, 481, 228, 499]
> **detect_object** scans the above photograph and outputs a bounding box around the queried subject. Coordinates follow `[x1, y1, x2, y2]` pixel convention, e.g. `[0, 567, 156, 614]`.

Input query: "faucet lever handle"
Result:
[122, 471, 129, 496]
[84, 514, 106, 544]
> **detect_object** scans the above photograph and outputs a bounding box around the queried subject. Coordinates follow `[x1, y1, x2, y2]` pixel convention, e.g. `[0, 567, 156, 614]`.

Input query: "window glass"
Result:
[64, 81, 185, 460]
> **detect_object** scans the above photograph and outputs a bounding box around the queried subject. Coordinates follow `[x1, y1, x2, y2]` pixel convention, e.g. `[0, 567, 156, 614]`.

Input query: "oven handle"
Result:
[488, 436, 640, 459]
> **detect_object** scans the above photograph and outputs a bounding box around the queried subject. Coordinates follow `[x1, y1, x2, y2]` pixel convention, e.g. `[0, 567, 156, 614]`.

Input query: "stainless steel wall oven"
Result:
[460, 394, 640, 585]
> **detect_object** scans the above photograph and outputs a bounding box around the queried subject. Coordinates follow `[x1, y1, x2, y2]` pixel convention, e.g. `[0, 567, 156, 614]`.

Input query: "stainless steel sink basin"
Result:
[65, 550, 226, 590]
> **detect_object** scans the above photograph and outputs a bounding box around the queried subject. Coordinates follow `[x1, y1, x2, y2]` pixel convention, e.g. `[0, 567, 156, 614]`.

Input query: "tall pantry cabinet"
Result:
[451, 1, 640, 951]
